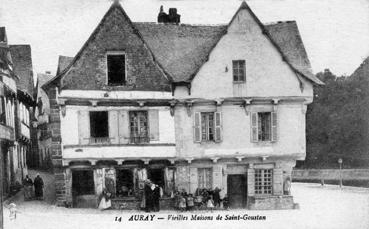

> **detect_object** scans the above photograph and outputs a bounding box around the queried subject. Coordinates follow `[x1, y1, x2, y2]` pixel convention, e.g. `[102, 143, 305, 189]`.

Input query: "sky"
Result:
[0, 0, 369, 78]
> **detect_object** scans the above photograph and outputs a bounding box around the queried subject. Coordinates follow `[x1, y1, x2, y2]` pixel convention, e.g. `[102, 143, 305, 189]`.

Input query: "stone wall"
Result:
[248, 195, 295, 210]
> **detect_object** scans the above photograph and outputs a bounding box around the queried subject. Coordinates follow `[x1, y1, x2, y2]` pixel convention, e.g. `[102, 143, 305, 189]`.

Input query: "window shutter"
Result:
[118, 110, 129, 144]
[271, 112, 278, 142]
[78, 110, 90, 145]
[108, 110, 119, 144]
[189, 167, 198, 194]
[193, 112, 201, 143]
[214, 112, 222, 142]
[213, 165, 223, 189]
[251, 112, 258, 142]
[148, 110, 159, 141]
[273, 168, 283, 195]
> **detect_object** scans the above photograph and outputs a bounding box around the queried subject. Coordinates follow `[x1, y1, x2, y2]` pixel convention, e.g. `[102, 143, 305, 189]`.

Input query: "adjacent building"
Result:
[34, 71, 54, 169]
[43, 1, 322, 209]
[0, 27, 17, 196]
[9, 45, 36, 177]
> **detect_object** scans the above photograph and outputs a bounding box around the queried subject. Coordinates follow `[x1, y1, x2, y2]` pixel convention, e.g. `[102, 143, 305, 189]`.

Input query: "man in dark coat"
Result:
[23, 175, 33, 200]
[34, 174, 44, 200]
[144, 180, 154, 212]
[153, 185, 161, 212]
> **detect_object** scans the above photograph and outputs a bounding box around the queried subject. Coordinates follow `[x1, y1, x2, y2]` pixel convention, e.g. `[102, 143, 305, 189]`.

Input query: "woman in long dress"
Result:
[98, 189, 112, 210]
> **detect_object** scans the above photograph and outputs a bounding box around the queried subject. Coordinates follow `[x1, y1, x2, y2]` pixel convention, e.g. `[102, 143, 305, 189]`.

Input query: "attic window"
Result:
[233, 60, 246, 82]
[107, 54, 126, 85]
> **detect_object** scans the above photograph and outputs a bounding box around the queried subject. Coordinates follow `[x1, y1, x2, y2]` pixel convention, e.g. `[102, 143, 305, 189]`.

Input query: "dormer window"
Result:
[107, 53, 126, 85]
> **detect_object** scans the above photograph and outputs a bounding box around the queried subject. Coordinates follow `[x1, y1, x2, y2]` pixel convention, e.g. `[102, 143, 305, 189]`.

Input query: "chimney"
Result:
[157, 6, 168, 23]
[157, 6, 180, 24]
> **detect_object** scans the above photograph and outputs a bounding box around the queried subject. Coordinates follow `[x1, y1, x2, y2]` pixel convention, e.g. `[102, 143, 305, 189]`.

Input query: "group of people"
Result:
[23, 174, 44, 200]
[142, 179, 163, 212]
[175, 187, 229, 211]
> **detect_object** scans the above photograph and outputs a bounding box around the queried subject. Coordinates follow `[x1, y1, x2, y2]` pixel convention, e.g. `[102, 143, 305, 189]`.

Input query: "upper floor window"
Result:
[107, 54, 126, 85]
[198, 168, 212, 189]
[255, 169, 273, 195]
[194, 112, 222, 143]
[129, 111, 149, 144]
[232, 60, 246, 83]
[89, 111, 109, 143]
[251, 112, 277, 142]
[0, 97, 5, 124]
[201, 112, 214, 141]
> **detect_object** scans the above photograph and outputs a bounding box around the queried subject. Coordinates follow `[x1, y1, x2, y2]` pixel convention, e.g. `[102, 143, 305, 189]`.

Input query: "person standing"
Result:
[213, 187, 221, 208]
[23, 175, 33, 200]
[34, 174, 44, 200]
[98, 188, 112, 210]
[153, 184, 161, 212]
[144, 179, 154, 212]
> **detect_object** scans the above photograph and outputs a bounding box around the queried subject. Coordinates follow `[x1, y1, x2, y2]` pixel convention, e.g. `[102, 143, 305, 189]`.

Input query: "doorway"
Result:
[72, 170, 95, 208]
[227, 174, 247, 208]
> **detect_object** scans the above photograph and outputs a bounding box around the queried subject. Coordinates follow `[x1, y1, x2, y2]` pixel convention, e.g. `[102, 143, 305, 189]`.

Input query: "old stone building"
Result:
[0, 27, 17, 196]
[43, 1, 322, 209]
[0, 28, 36, 196]
[34, 71, 54, 168]
[9, 45, 36, 176]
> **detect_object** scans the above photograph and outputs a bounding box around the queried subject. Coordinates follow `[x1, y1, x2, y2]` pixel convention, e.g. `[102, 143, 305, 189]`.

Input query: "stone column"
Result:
[47, 87, 65, 206]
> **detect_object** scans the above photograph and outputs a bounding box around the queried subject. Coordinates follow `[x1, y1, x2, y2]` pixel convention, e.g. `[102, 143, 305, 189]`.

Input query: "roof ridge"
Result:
[134, 22, 228, 27]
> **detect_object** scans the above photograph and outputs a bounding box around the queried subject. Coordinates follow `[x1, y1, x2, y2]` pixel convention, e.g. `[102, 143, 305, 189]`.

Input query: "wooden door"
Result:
[227, 174, 247, 208]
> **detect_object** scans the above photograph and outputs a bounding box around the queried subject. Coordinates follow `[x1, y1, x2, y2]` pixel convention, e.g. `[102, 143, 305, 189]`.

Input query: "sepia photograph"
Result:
[0, 0, 369, 228]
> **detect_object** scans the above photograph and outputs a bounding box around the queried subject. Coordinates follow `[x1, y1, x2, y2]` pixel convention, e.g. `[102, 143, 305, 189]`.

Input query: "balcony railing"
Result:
[88, 137, 111, 144]
[129, 136, 150, 144]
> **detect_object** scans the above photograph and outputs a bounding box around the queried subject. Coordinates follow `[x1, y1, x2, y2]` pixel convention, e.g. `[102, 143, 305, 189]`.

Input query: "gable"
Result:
[189, 4, 314, 98]
[60, 3, 171, 92]
[9, 45, 34, 97]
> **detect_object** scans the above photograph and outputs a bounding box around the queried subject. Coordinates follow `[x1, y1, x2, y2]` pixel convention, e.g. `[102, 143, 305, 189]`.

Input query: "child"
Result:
[178, 195, 187, 212]
[186, 194, 194, 211]
[8, 203, 18, 220]
[194, 194, 203, 210]
[207, 195, 215, 212]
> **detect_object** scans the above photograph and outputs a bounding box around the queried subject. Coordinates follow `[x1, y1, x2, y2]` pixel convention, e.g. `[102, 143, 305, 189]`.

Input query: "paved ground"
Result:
[2, 170, 369, 229]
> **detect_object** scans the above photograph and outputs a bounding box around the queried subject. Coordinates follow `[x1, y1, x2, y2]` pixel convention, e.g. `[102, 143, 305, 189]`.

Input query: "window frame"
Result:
[106, 51, 127, 86]
[258, 112, 272, 142]
[129, 110, 150, 144]
[89, 111, 109, 139]
[232, 60, 246, 83]
[201, 112, 215, 142]
[254, 169, 273, 195]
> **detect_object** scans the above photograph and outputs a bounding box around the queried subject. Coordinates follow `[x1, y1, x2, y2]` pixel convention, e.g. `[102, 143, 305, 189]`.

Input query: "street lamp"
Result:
[338, 158, 343, 188]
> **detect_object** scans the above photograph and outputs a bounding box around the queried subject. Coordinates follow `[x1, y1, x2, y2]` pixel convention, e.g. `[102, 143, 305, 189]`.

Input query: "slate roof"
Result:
[56, 55, 74, 75]
[37, 73, 53, 88]
[134, 23, 227, 83]
[44, 1, 323, 88]
[9, 45, 34, 97]
[264, 21, 322, 84]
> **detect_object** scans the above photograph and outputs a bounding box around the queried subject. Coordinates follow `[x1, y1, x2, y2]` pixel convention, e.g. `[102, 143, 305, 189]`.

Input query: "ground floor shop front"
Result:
[60, 158, 297, 210]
